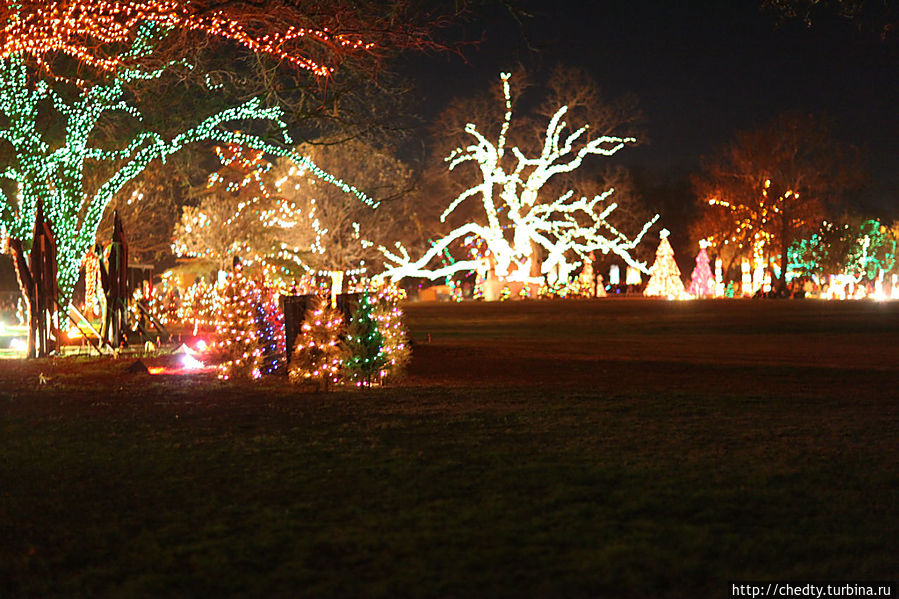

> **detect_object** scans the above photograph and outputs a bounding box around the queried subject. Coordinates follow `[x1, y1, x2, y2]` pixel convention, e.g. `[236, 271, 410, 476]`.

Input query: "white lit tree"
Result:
[289, 294, 344, 391]
[644, 230, 686, 298]
[371, 73, 658, 284]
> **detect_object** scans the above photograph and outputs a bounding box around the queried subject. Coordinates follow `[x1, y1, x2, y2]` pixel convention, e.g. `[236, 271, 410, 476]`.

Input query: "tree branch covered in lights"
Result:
[0, 0, 440, 77]
[0, 14, 375, 316]
[373, 72, 658, 283]
[173, 139, 414, 275]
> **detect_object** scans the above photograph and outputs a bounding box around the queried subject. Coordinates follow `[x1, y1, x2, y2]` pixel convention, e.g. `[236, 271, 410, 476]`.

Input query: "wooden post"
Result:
[100, 211, 129, 348]
[10, 199, 60, 358]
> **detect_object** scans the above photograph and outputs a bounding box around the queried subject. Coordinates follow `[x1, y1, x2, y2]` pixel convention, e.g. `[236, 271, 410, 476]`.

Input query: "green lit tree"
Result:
[372, 285, 411, 384]
[341, 292, 386, 386]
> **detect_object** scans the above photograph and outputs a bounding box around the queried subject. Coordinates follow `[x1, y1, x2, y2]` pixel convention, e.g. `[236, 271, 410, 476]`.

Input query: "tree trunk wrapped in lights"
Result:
[289, 294, 344, 391]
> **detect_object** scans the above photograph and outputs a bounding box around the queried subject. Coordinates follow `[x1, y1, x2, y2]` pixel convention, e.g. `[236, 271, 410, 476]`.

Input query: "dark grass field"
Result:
[1, 298, 897, 598]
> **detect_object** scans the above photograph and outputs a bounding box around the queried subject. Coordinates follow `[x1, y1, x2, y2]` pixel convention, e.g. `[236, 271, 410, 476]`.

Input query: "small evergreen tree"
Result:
[215, 261, 264, 380]
[289, 295, 344, 391]
[341, 292, 386, 386]
[372, 285, 411, 384]
[254, 283, 286, 376]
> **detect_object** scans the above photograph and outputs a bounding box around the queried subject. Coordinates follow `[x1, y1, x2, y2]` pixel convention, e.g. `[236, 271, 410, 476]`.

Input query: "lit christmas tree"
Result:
[644, 230, 685, 298]
[688, 241, 715, 298]
[289, 295, 344, 391]
[254, 283, 286, 376]
[215, 261, 284, 380]
[341, 292, 386, 386]
[578, 253, 606, 297]
[372, 284, 411, 383]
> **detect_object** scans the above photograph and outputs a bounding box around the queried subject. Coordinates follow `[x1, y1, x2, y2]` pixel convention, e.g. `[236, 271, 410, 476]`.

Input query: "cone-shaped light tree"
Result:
[341, 292, 386, 386]
[644, 230, 685, 298]
[372, 284, 411, 383]
[688, 241, 716, 298]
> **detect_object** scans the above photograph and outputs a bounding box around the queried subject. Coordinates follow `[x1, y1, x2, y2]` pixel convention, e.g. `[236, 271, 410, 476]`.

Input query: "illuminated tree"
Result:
[215, 260, 284, 380]
[372, 284, 411, 383]
[693, 113, 858, 292]
[688, 241, 715, 298]
[644, 230, 685, 298]
[341, 292, 385, 386]
[372, 72, 658, 283]
[215, 261, 265, 380]
[790, 218, 897, 281]
[289, 295, 344, 391]
[173, 144, 295, 272]
[173, 139, 409, 276]
[269, 139, 417, 273]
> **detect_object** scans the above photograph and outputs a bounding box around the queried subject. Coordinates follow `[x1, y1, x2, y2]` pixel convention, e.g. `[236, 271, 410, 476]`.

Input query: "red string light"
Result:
[1, 1, 374, 75]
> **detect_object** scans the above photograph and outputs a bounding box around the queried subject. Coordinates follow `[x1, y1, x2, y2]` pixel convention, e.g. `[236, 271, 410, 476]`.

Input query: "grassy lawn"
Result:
[1, 299, 897, 597]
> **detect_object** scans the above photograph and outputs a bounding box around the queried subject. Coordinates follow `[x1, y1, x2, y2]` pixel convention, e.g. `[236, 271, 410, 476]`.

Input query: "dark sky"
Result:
[401, 0, 898, 221]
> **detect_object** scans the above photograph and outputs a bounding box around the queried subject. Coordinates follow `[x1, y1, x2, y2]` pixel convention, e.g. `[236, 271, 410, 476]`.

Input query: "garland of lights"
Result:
[0, 1, 374, 76]
[371, 72, 658, 284]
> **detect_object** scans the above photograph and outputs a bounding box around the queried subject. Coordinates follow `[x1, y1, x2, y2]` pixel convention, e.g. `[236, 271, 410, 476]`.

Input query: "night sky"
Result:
[402, 0, 898, 223]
